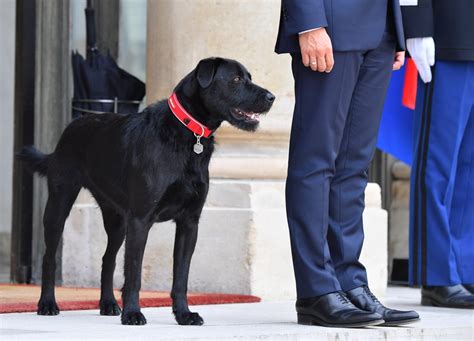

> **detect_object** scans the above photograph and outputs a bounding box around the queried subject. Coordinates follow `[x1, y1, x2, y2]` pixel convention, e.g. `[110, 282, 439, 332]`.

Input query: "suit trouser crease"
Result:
[286, 32, 396, 298]
[410, 61, 474, 286]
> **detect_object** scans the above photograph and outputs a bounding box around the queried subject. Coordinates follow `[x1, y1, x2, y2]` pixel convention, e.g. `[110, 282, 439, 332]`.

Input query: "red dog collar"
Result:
[168, 93, 214, 138]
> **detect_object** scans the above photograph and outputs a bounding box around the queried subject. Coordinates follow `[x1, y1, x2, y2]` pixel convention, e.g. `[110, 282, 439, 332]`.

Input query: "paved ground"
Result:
[1, 287, 473, 340]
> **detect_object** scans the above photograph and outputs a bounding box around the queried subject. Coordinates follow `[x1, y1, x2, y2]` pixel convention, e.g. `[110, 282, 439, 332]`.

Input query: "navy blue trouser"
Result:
[286, 32, 396, 299]
[409, 61, 474, 286]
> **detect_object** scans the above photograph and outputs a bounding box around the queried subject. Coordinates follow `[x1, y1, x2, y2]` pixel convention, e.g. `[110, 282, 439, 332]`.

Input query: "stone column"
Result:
[0, 0, 16, 281]
[31, 0, 71, 283]
[145, 0, 298, 300]
[91, 0, 119, 59]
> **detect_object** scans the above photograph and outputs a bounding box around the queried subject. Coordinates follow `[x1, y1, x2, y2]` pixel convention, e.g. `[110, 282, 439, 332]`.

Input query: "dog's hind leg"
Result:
[121, 217, 152, 325]
[98, 205, 125, 316]
[38, 177, 81, 315]
[171, 217, 204, 326]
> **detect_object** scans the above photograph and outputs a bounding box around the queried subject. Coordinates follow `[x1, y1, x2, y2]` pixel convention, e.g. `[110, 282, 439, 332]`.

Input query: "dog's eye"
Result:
[233, 76, 241, 83]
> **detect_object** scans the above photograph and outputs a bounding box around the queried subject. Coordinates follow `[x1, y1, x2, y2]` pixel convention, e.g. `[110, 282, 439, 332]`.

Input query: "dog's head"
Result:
[178, 57, 275, 132]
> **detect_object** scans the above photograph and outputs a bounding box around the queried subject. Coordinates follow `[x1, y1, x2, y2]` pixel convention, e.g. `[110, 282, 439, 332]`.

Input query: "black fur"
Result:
[17, 146, 49, 176]
[18, 57, 274, 325]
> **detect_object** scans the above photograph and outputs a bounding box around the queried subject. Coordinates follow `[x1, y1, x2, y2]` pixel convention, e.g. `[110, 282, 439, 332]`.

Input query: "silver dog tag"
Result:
[193, 136, 204, 154]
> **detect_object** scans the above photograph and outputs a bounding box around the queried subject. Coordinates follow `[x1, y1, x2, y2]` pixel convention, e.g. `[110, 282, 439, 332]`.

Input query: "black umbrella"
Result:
[71, 0, 145, 117]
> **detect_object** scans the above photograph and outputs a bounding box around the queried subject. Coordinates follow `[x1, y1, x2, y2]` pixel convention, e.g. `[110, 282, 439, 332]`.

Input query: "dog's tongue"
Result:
[243, 111, 260, 121]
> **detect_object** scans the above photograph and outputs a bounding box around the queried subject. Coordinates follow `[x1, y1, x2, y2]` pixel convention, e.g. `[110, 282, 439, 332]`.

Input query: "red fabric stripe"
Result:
[402, 58, 418, 110]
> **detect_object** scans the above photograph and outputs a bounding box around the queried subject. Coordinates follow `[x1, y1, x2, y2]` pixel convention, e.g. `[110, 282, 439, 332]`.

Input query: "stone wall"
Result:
[63, 183, 387, 300]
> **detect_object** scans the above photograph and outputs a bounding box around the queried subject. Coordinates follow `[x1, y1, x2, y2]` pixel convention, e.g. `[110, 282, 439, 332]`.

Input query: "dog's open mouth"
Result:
[231, 108, 264, 123]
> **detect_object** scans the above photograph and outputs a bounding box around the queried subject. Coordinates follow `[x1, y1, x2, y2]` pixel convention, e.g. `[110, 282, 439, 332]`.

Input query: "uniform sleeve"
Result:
[401, 0, 435, 38]
[283, 0, 328, 35]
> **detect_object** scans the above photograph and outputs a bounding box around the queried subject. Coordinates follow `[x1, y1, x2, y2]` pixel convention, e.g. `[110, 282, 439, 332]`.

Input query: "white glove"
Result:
[406, 37, 435, 83]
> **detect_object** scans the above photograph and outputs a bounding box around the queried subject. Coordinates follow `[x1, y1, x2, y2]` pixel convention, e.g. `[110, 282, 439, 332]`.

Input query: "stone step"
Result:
[1, 287, 472, 340]
[63, 181, 387, 301]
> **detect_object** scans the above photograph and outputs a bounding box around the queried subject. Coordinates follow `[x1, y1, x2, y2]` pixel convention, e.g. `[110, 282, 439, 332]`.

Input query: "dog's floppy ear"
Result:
[196, 58, 220, 89]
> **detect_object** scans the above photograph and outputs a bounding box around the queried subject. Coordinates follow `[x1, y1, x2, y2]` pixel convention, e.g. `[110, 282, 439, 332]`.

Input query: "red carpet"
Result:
[0, 284, 260, 314]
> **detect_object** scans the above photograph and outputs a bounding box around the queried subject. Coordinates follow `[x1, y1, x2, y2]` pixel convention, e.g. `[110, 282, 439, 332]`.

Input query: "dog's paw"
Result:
[100, 300, 122, 316]
[175, 311, 204, 326]
[121, 311, 147, 325]
[37, 300, 60, 316]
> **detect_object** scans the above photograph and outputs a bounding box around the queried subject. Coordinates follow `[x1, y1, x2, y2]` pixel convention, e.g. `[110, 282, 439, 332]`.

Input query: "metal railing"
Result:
[72, 97, 142, 115]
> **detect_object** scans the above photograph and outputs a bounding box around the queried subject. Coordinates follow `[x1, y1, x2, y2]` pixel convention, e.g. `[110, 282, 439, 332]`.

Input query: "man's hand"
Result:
[299, 28, 334, 73]
[407, 37, 435, 83]
[393, 51, 406, 71]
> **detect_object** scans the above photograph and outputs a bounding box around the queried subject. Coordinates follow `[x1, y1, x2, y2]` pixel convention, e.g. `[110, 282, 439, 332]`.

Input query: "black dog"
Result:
[18, 57, 274, 325]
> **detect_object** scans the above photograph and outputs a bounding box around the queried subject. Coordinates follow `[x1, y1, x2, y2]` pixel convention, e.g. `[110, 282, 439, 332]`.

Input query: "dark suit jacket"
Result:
[402, 0, 474, 61]
[275, 0, 405, 54]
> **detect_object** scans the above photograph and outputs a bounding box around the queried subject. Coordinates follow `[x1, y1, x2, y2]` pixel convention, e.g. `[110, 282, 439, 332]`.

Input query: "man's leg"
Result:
[409, 61, 472, 286]
[450, 66, 474, 285]
[327, 32, 396, 290]
[408, 76, 432, 286]
[286, 51, 362, 298]
[328, 33, 420, 325]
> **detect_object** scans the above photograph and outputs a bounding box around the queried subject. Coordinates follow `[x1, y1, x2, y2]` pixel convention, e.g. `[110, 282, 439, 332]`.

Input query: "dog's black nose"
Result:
[265, 92, 275, 103]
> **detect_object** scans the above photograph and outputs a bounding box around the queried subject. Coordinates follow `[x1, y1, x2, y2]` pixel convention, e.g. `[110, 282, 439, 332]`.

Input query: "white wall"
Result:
[70, 0, 87, 57]
[119, 0, 147, 83]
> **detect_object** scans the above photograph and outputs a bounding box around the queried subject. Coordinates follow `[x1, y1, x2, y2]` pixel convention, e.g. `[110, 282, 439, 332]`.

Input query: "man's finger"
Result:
[309, 54, 318, 71]
[302, 53, 310, 67]
[325, 52, 334, 72]
[317, 55, 326, 72]
[398, 54, 405, 67]
[392, 52, 405, 70]
[393, 56, 401, 70]
[393, 61, 402, 70]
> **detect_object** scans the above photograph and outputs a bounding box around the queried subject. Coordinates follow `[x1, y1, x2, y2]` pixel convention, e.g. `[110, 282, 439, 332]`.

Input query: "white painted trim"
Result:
[400, 0, 418, 6]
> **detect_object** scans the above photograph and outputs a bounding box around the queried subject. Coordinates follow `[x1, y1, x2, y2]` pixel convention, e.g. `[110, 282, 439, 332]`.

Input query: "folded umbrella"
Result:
[71, 0, 145, 117]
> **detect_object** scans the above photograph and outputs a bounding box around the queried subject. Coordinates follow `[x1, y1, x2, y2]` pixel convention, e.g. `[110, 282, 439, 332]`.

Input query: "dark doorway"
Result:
[10, 0, 36, 284]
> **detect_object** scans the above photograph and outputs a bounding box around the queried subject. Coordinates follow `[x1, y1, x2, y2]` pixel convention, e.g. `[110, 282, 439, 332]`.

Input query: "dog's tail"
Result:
[16, 146, 50, 177]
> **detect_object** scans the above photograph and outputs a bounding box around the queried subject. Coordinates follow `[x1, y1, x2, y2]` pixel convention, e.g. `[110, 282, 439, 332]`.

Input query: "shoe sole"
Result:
[297, 313, 385, 328]
[422, 296, 474, 309]
[382, 317, 420, 326]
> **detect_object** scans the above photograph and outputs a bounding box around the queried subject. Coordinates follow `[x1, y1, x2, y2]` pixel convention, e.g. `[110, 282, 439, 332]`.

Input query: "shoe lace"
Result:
[336, 291, 350, 304]
[363, 286, 381, 304]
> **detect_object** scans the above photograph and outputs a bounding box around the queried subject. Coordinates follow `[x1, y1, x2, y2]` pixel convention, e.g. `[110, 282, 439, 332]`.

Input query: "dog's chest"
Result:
[153, 161, 210, 222]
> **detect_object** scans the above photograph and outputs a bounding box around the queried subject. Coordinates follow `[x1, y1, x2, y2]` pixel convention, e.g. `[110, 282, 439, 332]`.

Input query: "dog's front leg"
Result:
[121, 217, 150, 325]
[171, 218, 204, 326]
[99, 206, 125, 316]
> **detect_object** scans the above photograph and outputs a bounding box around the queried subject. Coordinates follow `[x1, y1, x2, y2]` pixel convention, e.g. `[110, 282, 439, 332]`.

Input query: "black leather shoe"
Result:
[463, 284, 474, 294]
[296, 291, 384, 328]
[422, 285, 474, 308]
[345, 286, 420, 326]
